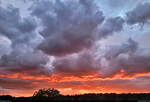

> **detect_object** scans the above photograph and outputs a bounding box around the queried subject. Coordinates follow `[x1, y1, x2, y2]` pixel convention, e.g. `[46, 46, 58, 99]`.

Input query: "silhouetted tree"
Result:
[0, 95, 13, 100]
[33, 88, 60, 97]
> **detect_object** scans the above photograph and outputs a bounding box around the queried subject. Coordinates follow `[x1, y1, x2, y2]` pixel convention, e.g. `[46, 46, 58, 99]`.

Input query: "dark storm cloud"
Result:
[31, 0, 105, 56]
[126, 2, 150, 25]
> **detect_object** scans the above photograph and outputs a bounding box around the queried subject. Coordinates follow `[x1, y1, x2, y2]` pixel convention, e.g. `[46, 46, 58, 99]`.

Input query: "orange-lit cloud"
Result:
[1, 69, 150, 82]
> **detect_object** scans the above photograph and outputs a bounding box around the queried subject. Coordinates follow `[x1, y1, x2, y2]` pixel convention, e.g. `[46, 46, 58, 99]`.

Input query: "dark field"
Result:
[1, 93, 150, 102]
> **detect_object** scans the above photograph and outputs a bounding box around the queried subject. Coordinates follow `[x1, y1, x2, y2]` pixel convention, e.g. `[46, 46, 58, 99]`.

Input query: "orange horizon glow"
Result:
[1, 70, 150, 97]
[1, 87, 150, 97]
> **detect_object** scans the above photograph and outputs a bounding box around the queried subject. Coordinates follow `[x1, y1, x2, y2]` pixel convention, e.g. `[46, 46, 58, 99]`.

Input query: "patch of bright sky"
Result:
[97, 0, 148, 18]
[0, 0, 32, 17]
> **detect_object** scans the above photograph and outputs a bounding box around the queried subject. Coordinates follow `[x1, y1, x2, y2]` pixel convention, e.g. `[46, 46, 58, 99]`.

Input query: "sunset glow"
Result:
[1, 71, 150, 96]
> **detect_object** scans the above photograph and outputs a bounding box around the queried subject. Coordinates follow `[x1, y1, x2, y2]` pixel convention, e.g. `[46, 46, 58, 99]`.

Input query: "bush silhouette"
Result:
[33, 88, 60, 97]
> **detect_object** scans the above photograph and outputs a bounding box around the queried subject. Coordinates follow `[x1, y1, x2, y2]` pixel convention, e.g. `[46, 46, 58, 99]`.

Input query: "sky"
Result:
[0, 0, 150, 97]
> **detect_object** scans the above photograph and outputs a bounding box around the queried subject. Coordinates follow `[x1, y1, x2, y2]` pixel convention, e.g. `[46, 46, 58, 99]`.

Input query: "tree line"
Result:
[0, 88, 150, 102]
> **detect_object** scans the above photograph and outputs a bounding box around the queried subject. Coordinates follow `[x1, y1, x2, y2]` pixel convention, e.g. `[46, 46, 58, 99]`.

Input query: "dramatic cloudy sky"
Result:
[0, 0, 150, 96]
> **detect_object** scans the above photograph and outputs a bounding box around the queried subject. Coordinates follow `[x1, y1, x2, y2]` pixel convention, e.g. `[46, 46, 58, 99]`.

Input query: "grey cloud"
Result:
[31, 0, 105, 56]
[126, 2, 150, 25]
[121, 51, 150, 75]
[0, 48, 50, 76]
[104, 38, 138, 60]
[0, 77, 33, 90]
[87, 78, 150, 91]
[98, 17, 124, 39]
[0, 36, 11, 56]
[0, 4, 51, 76]
[106, 0, 128, 8]
[100, 0, 132, 10]
[136, 76, 150, 80]
[53, 51, 100, 76]
[0, 5, 37, 46]
[99, 38, 150, 77]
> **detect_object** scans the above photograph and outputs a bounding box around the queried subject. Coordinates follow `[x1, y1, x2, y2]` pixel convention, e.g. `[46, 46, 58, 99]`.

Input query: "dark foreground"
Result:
[0, 93, 150, 102]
